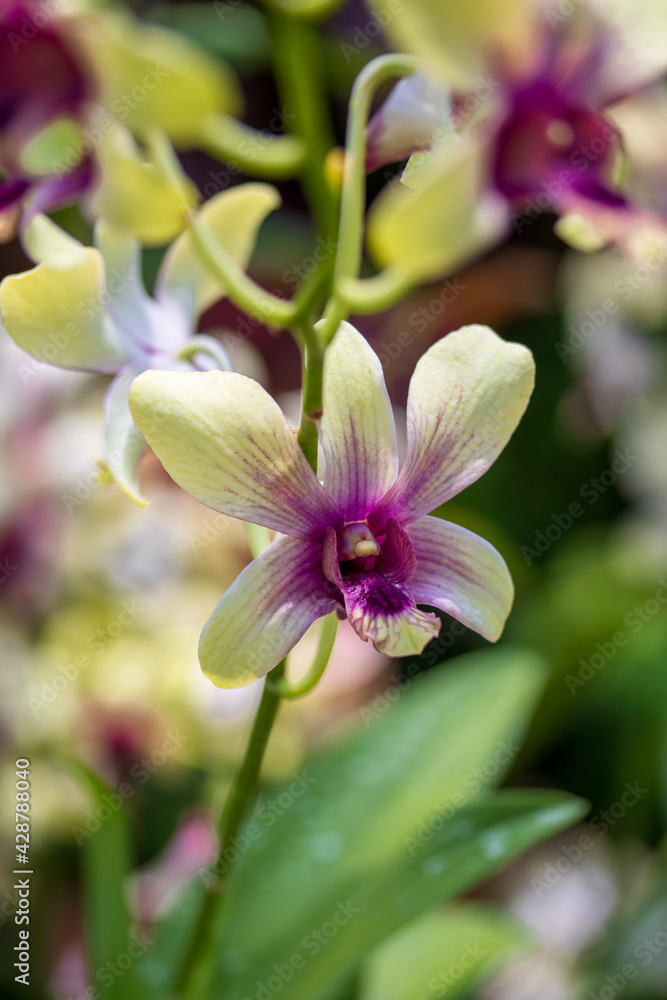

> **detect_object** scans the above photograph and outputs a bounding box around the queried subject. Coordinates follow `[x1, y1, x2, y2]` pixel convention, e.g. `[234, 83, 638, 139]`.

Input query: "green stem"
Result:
[320, 54, 419, 344]
[296, 319, 324, 471]
[268, 11, 339, 243]
[189, 212, 298, 327]
[175, 661, 286, 998]
[263, 0, 341, 21]
[270, 612, 339, 698]
[199, 113, 306, 179]
[337, 269, 416, 314]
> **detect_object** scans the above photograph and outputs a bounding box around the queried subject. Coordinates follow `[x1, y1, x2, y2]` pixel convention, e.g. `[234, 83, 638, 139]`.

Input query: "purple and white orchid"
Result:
[0, 0, 92, 236]
[366, 0, 667, 255]
[129, 323, 535, 688]
[0, 184, 280, 502]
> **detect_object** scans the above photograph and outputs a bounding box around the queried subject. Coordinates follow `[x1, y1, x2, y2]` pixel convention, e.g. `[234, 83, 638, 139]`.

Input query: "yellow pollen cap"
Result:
[354, 539, 380, 558]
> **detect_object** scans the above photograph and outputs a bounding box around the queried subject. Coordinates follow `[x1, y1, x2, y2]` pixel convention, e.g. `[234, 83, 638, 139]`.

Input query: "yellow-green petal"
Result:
[21, 213, 88, 268]
[367, 136, 508, 284]
[0, 251, 125, 372]
[375, 325, 535, 524]
[88, 120, 197, 246]
[365, 0, 534, 90]
[74, 12, 242, 145]
[19, 117, 85, 178]
[129, 369, 341, 537]
[157, 183, 281, 324]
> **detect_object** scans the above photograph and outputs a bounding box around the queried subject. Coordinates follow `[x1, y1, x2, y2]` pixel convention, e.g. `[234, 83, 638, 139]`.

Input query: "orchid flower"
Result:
[128, 323, 535, 688]
[0, 0, 240, 242]
[0, 0, 92, 236]
[365, 0, 667, 283]
[0, 183, 280, 503]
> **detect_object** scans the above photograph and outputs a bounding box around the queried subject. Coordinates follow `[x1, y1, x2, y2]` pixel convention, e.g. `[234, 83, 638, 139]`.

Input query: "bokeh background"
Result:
[1, 1, 667, 998]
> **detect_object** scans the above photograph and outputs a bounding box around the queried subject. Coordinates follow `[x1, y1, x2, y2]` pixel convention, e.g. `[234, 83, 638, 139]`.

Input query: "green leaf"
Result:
[207, 648, 566, 996]
[66, 758, 140, 1000]
[135, 880, 205, 999]
[359, 903, 528, 1000]
[216, 790, 586, 1000]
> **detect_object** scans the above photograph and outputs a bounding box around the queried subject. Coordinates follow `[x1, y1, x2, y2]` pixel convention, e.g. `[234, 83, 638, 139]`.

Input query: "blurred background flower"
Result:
[1, 1, 667, 998]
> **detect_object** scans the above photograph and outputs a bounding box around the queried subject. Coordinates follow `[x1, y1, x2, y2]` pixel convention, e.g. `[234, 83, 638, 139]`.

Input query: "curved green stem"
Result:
[188, 211, 298, 327]
[175, 661, 286, 998]
[199, 113, 306, 179]
[269, 612, 339, 698]
[320, 53, 419, 344]
[337, 269, 416, 314]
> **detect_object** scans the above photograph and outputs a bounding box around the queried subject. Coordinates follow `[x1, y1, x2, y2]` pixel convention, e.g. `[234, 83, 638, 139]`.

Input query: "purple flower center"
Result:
[491, 80, 624, 210]
[322, 517, 417, 607]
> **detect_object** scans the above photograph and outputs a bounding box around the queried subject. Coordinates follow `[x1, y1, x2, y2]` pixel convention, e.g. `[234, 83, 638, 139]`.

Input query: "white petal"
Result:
[101, 366, 149, 507]
[408, 515, 514, 641]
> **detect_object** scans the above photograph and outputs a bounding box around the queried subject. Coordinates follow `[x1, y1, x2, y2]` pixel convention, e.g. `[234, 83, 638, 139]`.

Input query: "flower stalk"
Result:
[320, 53, 419, 344]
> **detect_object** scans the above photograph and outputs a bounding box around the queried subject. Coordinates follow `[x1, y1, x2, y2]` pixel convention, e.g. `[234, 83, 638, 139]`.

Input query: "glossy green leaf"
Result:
[207, 649, 551, 990]
[216, 790, 586, 1000]
[359, 903, 528, 1000]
